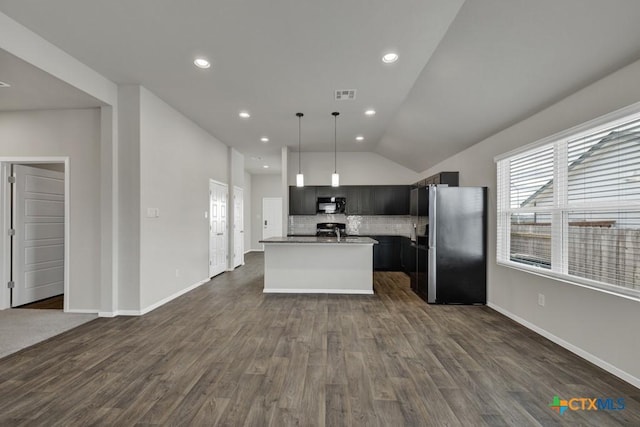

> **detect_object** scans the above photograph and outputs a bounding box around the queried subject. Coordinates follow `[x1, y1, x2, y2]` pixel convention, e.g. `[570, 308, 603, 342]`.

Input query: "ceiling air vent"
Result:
[0, 81, 11, 88]
[335, 89, 356, 100]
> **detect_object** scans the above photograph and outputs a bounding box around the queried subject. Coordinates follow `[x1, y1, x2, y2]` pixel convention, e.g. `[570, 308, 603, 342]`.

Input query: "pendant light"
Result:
[296, 112, 304, 187]
[331, 111, 340, 187]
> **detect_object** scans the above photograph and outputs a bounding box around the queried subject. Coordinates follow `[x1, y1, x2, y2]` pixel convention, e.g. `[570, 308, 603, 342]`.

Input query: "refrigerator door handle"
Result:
[428, 185, 436, 249]
[427, 185, 437, 303]
[427, 247, 436, 303]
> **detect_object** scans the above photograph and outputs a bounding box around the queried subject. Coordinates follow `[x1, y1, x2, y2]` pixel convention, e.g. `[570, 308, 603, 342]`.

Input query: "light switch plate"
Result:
[146, 207, 160, 218]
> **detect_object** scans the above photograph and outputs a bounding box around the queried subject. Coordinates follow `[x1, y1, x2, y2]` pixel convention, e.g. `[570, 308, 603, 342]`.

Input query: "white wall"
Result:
[117, 86, 141, 312]
[250, 174, 282, 250]
[138, 87, 229, 311]
[244, 171, 252, 252]
[420, 58, 640, 386]
[288, 151, 419, 186]
[0, 108, 101, 311]
[0, 12, 118, 106]
[1, 11, 119, 315]
[230, 148, 245, 189]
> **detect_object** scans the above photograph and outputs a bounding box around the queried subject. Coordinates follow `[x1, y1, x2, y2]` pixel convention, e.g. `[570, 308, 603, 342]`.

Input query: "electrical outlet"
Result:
[175, 269, 180, 278]
[538, 293, 545, 307]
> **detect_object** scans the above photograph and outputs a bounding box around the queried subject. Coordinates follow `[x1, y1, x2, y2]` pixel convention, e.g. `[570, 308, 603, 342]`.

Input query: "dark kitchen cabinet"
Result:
[316, 185, 347, 198]
[348, 185, 409, 215]
[421, 171, 459, 187]
[400, 237, 415, 276]
[345, 186, 359, 214]
[415, 244, 428, 297]
[372, 235, 402, 271]
[374, 186, 410, 215]
[345, 186, 374, 215]
[289, 186, 316, 215]
[290, 185, 410, 216]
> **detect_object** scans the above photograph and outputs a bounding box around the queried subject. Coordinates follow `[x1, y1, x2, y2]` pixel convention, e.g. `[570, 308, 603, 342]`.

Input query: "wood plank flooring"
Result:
[0, 252, 638, 426]
[15, 295, 64, 310]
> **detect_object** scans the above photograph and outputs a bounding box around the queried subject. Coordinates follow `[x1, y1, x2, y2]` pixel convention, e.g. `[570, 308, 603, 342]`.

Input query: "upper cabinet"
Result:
[289, 172, 459, 215]
[373, 186, 410, 215]
[289, 186, 317, 215]
[417, 171, 459, 187]
[289, 185, 410, 215]
[346, 186, 375, 215]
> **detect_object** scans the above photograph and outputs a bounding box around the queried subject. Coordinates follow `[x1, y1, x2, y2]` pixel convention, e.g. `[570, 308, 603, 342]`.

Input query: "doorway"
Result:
[209, 180, 228, 278]
[1, 160, 68, 311]
[262, 197, 283, 248]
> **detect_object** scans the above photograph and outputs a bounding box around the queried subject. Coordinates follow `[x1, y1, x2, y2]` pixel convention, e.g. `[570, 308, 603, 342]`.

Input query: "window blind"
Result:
[496, 105, 640, 299]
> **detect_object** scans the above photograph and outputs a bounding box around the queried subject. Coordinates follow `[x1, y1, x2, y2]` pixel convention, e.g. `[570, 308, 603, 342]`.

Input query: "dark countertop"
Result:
[260, 236, 378, 244]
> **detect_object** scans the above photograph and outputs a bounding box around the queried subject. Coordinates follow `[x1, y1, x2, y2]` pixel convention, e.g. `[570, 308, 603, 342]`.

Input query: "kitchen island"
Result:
[259, 236, 378, 294]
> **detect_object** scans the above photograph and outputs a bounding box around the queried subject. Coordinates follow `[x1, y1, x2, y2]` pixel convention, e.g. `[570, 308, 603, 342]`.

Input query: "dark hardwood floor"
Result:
[15, 294, 64, 310]
[0, 252, 638, 426]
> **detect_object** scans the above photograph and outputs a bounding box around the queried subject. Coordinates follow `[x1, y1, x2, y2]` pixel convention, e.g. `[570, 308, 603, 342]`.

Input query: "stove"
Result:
[316, 222, 346, 237]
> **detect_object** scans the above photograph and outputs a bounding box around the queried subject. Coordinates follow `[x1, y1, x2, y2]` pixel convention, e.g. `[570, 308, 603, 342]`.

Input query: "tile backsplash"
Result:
[289, 214, 414, 237]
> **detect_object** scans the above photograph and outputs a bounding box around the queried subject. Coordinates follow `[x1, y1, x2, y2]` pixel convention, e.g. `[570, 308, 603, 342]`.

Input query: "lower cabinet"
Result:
[371, 236, 402, 271]
[370, 235, 418, 272]
[400, 237, 415, 276]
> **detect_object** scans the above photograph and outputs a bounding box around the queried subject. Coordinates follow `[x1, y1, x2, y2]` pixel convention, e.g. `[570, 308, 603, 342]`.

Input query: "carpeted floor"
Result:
[0, 309, 97, 359]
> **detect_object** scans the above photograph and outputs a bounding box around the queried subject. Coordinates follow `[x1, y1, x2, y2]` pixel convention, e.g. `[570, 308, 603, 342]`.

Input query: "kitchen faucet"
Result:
[335, 228, 341, 241]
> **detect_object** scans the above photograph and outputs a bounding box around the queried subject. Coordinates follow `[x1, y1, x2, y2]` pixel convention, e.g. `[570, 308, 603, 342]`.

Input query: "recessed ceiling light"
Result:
[382, 53, 399, 64]
[365, 109, 376, 116]
[0, 81, 10, 88]
[263, 165, 269, 169]
[193, 57, 211, 69]
[260, 137, 269, 143]
[355, 136, 364, 142]
[239, 111, 251, 119]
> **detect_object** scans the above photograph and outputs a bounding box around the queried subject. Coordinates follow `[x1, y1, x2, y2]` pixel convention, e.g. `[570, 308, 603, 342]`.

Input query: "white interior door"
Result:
[11, 165, 65, 307]
[209, 180, 228, 277]
[233, 186, 244, 268]
[262, 197, 283, 245]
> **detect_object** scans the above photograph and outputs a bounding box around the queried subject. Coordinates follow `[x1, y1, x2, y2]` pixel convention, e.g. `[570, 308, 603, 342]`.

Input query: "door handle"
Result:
[264, 220, 267, 226]
[216, 233, 223, 236]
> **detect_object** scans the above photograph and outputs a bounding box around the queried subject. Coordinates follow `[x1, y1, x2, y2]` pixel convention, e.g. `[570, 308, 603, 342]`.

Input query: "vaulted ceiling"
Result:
[1, 0, 640, 174]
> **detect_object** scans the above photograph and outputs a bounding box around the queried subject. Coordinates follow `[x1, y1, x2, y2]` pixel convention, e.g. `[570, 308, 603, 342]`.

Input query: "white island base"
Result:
[260, 237, 376, 294]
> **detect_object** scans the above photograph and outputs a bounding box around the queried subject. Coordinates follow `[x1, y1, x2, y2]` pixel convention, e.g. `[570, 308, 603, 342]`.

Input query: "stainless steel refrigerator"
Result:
[413, 185, 487, 304]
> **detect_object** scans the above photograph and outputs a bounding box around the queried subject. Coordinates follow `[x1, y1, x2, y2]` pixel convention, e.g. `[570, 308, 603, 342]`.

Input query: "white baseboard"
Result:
[64, 308, 98, 314]
[114, 310, 142, 316]
[98, 278, 210, 317]
[264, 288, 374, 295]
[487, 302, 640, 389]
[98, 311, 117, 318]
[139, 278, 210, 316]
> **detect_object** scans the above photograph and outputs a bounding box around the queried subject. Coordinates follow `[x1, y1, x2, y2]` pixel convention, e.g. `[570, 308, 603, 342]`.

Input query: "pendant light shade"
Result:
[296, 112, 304, 187]
[332, 111, 340, 187]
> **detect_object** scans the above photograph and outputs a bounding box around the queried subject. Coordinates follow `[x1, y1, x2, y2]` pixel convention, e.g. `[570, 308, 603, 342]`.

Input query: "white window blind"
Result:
[496, 105, 640, 299]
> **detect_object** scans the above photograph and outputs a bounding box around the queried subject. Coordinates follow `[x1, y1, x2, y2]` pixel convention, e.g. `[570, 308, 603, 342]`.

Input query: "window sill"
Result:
[496, 260, 640, 303]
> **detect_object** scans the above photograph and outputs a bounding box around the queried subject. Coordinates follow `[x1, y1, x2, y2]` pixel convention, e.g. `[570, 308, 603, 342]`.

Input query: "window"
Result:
[496, 103, 640, 299]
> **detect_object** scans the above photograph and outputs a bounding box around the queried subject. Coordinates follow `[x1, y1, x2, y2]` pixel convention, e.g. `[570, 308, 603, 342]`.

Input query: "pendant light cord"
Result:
[296, 112, 303, 174]
[332, 112, 339, 173]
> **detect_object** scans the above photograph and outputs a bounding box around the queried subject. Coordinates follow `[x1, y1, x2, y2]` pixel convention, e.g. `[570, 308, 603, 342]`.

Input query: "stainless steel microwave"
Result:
[317, 197, 346, 214]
